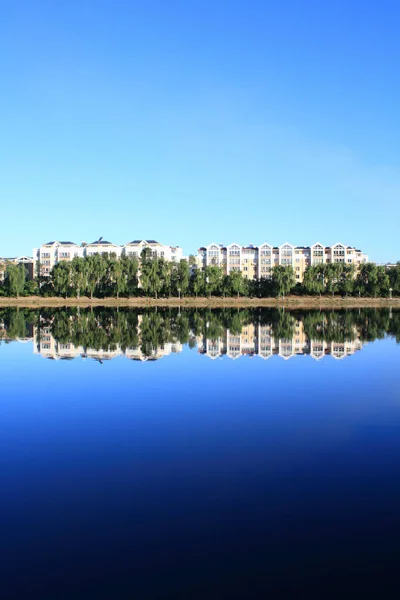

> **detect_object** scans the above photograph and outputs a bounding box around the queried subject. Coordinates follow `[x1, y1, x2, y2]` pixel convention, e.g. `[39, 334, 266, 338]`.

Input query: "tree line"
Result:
[1, 251, 400, 298]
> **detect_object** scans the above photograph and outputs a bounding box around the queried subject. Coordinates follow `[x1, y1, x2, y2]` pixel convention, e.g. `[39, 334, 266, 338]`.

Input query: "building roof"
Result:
[128, 239, 159, 244]
[44, 241, 77, 246]
[89, 240, 114, 245]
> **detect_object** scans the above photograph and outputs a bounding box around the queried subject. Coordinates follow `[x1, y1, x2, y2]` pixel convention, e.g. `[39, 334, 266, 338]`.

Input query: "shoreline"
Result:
[0, 296, 399, 309]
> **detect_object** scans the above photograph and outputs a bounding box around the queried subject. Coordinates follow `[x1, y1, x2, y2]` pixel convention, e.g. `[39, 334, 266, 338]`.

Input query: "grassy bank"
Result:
[0, 296, 399, 309]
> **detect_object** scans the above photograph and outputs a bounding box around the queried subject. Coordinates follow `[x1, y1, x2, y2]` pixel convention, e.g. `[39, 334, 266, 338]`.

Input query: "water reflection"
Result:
[1, 307, 399, 362]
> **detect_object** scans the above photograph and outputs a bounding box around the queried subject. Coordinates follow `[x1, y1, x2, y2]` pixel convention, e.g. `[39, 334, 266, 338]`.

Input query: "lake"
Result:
[1, 307, 400, 598]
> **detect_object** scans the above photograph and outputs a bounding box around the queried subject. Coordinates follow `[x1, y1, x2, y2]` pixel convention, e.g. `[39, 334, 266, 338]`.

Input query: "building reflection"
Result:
[32, 318, 363, 362]
[33, 322, 183, 362]
[2, 307, 396, 363]
[196, 321, 363, 360]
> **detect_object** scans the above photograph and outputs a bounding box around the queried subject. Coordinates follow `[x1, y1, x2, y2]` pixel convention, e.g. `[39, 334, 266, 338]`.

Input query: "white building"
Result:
[122, 240, 183, 262]
[33, 238, 184, 276]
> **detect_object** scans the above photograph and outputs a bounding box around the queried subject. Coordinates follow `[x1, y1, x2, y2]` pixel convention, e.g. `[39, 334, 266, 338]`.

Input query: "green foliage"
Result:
[204, 265, 224, 297]
[356, 263, 390, 297]
[387, 263, 400, 296]
[224, 271, 248, 297]
[190, 269, 205, 297]
[303, 264, 326, 296]
[5, 264, 26, 298]
[271, 266, 296, 297]
[1, 254, 394, 300]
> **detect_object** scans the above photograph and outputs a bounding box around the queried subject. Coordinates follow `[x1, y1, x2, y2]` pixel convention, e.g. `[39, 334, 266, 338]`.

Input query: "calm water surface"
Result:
[1, 308, 400, 598]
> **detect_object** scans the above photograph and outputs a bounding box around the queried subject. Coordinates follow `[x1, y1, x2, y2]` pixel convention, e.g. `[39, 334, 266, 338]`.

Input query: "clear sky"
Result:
[1, 0, 399, 261]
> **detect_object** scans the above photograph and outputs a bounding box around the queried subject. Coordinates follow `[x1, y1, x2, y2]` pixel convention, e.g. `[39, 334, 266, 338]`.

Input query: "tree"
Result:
[303, 264, 325, 297]
[190, 269, 205, 297]
[226, 270, 247, 297]
[51, 262, 72, 298]
[188, 255, 197, 268]
[324, 263, 343, 297]
[271, 266, 296, 298]
[376, 266, 390, 297]
[388, 263, 400, 296]
[108, 258, 126, 299]
[86, 254, 107, 299]
[176, 260, 190, 297]
[339, 265, 355, 297]
[140, 255, 165, 299]
[356, 263, 392, 298]
[204, 266, 224, 297]
[70, 257, 87, 299]
[121, 256, 139, 297]
[5, 264, 27, 298]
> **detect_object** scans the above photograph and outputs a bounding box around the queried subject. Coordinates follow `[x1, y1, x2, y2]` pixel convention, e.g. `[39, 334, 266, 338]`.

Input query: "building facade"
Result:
[197, 242, 368, 282]
[0, 256, 35, 282]
[33, 239, 184, 276]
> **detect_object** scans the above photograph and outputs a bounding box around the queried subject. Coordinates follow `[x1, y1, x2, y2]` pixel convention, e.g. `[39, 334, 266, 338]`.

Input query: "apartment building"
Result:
[197, 242, 368, 282]
[33, 241, 84, 275]
[0, 256, 34, 281]
[33, 238, 184, 276]
[123, 240, 183, 262]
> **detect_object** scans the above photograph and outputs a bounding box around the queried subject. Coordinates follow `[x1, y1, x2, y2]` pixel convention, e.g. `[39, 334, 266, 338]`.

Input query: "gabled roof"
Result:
[89, 240, 114, 245]
[128, 239, 159, 245]
[44, 241, 77, 246]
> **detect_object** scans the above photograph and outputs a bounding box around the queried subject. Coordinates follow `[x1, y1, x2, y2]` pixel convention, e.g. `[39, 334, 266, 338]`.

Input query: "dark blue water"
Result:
[1, 308, 400, 598]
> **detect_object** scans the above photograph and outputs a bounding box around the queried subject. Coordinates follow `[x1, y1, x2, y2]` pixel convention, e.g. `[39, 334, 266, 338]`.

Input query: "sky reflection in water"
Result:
[1, 308, 400, 598]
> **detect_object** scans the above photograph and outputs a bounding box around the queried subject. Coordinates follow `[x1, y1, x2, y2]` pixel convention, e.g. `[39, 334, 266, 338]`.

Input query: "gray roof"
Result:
[90, 240, 114, 245]
[45, 241, 77, 245]
[129, 239, 159, 244]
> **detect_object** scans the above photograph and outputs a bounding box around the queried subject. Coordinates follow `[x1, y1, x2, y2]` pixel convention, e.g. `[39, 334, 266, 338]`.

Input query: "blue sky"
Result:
[1, 0, 399, 261]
